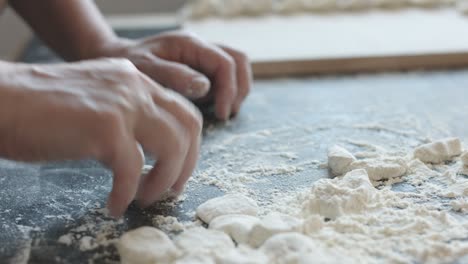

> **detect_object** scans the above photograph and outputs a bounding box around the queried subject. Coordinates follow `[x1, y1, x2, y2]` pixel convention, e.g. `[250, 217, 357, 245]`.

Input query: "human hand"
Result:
[94, 31, 252, 121]
[0, 59, 202, 217]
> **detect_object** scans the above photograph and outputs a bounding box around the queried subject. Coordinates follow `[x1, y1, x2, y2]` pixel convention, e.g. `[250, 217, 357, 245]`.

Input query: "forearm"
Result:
[9, 0, 119, 61]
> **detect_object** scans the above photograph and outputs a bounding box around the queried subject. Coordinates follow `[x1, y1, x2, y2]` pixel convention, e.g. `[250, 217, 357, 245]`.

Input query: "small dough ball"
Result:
[118, 227, 179, 264]
[196, 194, 258, 224]
[327, 145, 357, 176]
[209, 214, 260, 244]
[248, 212, 303, 248]
[414, 138, 463, 164]
[175, 227, 235, 254]
[260, 233, 316, 263]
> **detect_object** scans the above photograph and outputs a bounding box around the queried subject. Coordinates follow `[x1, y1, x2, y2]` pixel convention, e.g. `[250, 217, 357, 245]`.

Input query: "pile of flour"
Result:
[117, 137, 468, 264]
[185, 0, 468, 19]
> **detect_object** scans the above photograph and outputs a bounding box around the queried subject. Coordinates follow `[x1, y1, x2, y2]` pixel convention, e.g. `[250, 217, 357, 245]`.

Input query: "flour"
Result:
[116, 137, 468, 263]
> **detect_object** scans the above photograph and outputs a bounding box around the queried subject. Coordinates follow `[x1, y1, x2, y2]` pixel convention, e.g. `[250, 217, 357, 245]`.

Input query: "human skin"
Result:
[0, 59, 203, 217]
[9, 0, 252, 120]
[0, 0, 252, 217]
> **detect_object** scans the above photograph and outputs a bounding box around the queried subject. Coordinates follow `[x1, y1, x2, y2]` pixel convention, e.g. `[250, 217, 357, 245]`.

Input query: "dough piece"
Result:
[461, 151, 468, 166]
[260, 233, 316, 264]
[196, 194, 258, 224]
[209, 214, 260, 244]
[117, 227, 179, 264]
[215, 245, 269, 264]
[174, 254, 216, 264]
[349, 157, 407, 181]
[414, 138, 463, 164]
[302, 169, 377, 220]
[302, 215, 324, 234]
[457, 0, 468, 14]
[175, 227, 235, 254]
[327, 145, 357, 176]
[141, 165, 153, 175]
[248, 213, 303, 248]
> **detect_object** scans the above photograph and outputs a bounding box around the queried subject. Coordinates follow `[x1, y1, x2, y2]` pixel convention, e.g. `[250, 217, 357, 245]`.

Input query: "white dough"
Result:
[215, 245, 269, 264]
[414, 138, 463, 164]
[327, 145, 357, 176]
[260, 233, 317, 264]
[196, 194, 258, 224]
[209, 214, 260, 244]
[174, 254, 216, 264]
[461, 151, 468, 166]
[248, 212, 303, 248]
[349, 157, 407, 181]
[117, 227, 179, 264]
[302, 169, 377, 220]
[175, 227, 235, 254]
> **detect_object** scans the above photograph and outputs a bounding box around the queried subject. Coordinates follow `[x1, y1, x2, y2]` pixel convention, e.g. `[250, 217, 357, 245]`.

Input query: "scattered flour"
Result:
[116, 137, 468, 263]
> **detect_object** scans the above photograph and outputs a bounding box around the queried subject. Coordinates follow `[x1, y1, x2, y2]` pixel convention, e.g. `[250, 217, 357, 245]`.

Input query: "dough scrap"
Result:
[327, 145, 357, 176]
[413, 138, 463, 164]
[175, 227, 235, 254]
[209, 214, 260, 244]
[461, 151, 468, 166]
[349, 157, 407, 181]
[248, 212, 303, 248]
[117, 227, 179, 264]
[215, 245, 269, 264]
[302, 169, 377, 220]
[196, 194, 258, 224]
[260, 233, 317, 264]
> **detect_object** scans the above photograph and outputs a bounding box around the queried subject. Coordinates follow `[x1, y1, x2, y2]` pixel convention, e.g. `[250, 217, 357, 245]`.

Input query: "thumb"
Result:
[136, 55, 211, 99]
[106, 140, 144, 217]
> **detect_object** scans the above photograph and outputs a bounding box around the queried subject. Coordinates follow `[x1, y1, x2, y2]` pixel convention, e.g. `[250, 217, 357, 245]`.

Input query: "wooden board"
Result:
[184, 8, 468, 77]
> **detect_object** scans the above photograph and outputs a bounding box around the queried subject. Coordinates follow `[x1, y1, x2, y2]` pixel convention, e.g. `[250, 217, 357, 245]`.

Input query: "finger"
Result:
[147, 86, 203, 195]
[134, 104, 190, 207]
[106, 140, 144, 217]
[171, 133, 200, 194]
[157, 33, 238, 120]
[218, 45, 252, 114]
[135, 54, 211, 99]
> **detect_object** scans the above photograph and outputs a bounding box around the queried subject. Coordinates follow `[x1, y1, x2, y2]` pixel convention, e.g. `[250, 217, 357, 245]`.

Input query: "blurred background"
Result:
[0, 0, 187, 60]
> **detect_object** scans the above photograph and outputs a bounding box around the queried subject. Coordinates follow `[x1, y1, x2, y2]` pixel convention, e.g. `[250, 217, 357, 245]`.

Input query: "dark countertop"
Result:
[1, 28, 468, 263]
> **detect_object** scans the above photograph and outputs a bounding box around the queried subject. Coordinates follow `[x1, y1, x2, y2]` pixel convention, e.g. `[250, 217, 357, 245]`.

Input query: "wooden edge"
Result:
[252, 52, 468, 78]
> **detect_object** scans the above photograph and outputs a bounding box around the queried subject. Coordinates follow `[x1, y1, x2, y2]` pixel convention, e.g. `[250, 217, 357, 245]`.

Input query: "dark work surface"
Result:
[2, 28, 468, 263]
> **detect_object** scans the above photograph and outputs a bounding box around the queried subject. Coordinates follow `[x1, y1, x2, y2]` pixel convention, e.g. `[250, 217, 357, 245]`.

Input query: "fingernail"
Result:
[189, 77, 210, 98]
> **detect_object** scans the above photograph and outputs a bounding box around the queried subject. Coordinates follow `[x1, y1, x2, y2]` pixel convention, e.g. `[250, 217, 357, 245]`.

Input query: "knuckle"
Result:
[185, 109, 203, 135]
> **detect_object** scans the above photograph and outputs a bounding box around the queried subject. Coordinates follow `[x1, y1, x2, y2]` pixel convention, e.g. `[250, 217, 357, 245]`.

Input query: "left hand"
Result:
[96, 31, 252, 121]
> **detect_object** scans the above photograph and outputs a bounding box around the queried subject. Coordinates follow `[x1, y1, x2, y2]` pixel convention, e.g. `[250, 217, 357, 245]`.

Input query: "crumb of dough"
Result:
[413, 138, 463, 164]
[209, 214, 260, 244]
[196, 194, 258, 224]
[327, 145, 357, 176]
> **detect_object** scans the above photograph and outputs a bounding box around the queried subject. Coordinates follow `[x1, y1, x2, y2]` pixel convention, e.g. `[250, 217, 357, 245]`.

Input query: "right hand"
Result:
[0, 58, 202, 217]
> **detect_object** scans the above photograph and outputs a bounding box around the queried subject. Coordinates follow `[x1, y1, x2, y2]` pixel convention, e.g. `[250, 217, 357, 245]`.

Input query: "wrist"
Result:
[80, 37, 136, 60]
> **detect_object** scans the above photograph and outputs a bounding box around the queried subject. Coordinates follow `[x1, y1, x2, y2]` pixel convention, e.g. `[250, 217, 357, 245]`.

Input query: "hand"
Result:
[95, 31, 252, 121]
[0, 59, 202, 217]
